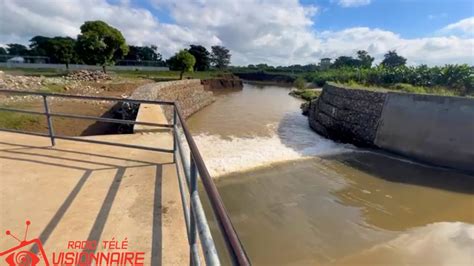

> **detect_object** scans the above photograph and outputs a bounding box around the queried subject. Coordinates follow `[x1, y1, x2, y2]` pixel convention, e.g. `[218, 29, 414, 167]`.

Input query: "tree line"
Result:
[234, 50, 407, 73]
[0, 20, 232, 76]
[233, 49, 473, 95]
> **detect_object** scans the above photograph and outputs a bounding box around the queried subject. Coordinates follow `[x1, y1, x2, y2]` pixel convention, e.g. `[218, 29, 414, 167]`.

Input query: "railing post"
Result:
[173, 105, 177, 162]
[42, 95, 55, 146]
[189, 154, 200, 266]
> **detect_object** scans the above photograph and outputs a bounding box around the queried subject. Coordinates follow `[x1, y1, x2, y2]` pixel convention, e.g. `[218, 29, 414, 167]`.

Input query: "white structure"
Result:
[7, 56, 25, 63]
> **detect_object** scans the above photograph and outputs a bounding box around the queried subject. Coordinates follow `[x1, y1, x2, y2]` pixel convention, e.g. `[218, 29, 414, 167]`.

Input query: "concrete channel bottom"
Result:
[0, 131, 188, 265]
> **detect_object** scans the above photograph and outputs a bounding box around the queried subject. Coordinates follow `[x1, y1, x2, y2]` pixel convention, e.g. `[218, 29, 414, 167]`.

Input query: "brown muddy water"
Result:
[188, 83, 474, 265]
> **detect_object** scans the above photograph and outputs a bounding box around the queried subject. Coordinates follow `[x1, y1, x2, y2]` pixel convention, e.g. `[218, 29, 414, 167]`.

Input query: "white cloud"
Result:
[0, 0, 473, 66]
[440, 17, 474, 37]
[335, 0, 372, 8]
[318, 27, 474, 66]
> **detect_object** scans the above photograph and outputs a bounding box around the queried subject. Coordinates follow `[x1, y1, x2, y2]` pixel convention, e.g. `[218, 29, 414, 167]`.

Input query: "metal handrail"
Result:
[174, 106, 250, 265]
[0, 89, 250, 265]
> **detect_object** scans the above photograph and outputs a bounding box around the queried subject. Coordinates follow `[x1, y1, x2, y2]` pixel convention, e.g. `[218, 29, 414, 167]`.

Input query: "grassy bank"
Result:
[289, 89, 321, 101]
[0, 111, 40, 130]
[0, 67, 225, 81]
[336, 81, 464, 97]
[114, 70, 223, 81]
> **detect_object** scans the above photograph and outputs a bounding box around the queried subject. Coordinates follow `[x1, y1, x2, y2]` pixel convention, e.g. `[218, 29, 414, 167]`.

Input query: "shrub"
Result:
[294, 77, 306, 90]
[289, 89, 321, 101]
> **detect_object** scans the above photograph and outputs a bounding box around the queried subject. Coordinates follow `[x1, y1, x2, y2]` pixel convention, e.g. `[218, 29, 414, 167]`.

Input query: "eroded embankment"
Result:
[308, 83, 474, 172]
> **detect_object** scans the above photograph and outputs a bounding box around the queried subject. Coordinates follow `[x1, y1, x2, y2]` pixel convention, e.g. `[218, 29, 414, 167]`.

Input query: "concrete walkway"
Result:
[0, 131, 188, 265]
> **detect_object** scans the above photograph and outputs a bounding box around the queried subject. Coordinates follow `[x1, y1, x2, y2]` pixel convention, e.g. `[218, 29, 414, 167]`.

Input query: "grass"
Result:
[0, 111, 40, 130]
[112, 69, 225, 81]
[1, 67, 227, 81]
[289, 89, 321, 101]
[0, 67, 66, 77]
[39, 83, 65, 93]
[334, 81, 459, 96]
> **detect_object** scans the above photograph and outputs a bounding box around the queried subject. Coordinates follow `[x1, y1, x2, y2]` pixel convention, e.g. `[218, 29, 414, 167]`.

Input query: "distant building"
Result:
[320, 58, 331, 70]
[7, 56, 25, 63]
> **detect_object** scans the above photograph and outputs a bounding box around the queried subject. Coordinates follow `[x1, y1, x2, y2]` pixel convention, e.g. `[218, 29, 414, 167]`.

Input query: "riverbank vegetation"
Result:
[289, 89, 321, 101]
[233, 50, 473, 97]
[306, 64, 473, 96]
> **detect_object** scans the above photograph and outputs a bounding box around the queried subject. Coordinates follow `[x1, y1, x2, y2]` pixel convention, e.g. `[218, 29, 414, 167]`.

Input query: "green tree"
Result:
[188, 45, 210, 71]
[381, 50, 407, 68]
[356, 50, 374, 68]
[294, 77, 306, 90]
[48, 37, 76, 69]
[6, 44, 29, 56]
[0, 47, 6, 55]
[211, 45, 231, 69]
[29, 36, 51, 56]
[75, 20, 129, 72]
[168, 50, 196, 79]
[332, 56, 359, 68]
[124, 45, 162, 62]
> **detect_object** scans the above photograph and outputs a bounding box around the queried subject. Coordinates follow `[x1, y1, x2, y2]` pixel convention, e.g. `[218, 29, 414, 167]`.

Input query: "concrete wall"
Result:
[308, 83, 474, 172]
[375, 93, 474, 172]
[0, 62, 169, 71]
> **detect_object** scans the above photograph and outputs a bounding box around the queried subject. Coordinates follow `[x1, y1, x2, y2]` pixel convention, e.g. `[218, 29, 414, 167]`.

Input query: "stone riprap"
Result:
[129, 79, 215, 121]
[308, 83, 386, 146]
[308, 83, 474, 172]
[65, 70, 112, 81]
[201, 77, 243, 90]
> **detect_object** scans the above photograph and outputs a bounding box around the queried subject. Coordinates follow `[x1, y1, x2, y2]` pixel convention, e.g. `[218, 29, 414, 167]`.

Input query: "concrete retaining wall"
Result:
[375, 93, 474, 172]
[308, 83, 474, 172]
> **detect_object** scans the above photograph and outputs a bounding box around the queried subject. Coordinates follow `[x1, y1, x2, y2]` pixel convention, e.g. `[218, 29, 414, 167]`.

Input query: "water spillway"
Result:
[187, 83, 474, 265]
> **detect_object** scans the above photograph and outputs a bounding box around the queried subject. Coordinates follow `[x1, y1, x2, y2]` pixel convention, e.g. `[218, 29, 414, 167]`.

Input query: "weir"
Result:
[0, 89, 250, 265]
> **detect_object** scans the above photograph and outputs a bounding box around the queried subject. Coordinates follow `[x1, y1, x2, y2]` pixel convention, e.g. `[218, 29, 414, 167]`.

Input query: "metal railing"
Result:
[0, 89, 250, 266]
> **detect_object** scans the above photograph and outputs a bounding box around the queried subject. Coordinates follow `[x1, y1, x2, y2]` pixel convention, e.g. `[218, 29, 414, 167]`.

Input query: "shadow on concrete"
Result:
[151, 165, 163, 266]
[83, 167, 126, 254]
[0, 141, 167, 263]
[323, 152, 474, 195]
[77, 165, 163, 265]
[0, 141, 170, 165]
[0, 155, 94, 171]
[3, 149, 121, 168]
[31, 170, 93, 254]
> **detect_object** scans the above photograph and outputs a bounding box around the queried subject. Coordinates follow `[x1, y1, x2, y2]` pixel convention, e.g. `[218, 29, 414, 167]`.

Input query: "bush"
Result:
[293, 77, 306, 90]
[289, 89, 321, 101]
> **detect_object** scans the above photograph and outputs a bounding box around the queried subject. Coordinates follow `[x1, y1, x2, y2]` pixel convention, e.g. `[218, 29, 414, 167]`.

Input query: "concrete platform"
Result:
[0, 131, 188, 265]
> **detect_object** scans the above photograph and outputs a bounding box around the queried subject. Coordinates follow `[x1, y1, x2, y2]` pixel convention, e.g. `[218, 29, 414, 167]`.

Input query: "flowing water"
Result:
[187, 83, 474, 265]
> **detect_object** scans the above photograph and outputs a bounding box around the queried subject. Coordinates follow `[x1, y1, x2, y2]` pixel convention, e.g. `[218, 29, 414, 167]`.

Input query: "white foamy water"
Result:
[193, 112, 351, 177]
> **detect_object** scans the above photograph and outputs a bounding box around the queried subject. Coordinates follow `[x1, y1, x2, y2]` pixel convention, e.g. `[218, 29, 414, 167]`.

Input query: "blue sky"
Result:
[1, 0, 473, 65]
[309, 0, 474, 38]
[124, 0, 474, 38]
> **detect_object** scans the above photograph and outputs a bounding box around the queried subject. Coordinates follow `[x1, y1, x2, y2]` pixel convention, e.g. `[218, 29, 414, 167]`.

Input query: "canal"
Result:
[188, 83, 474, 265]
